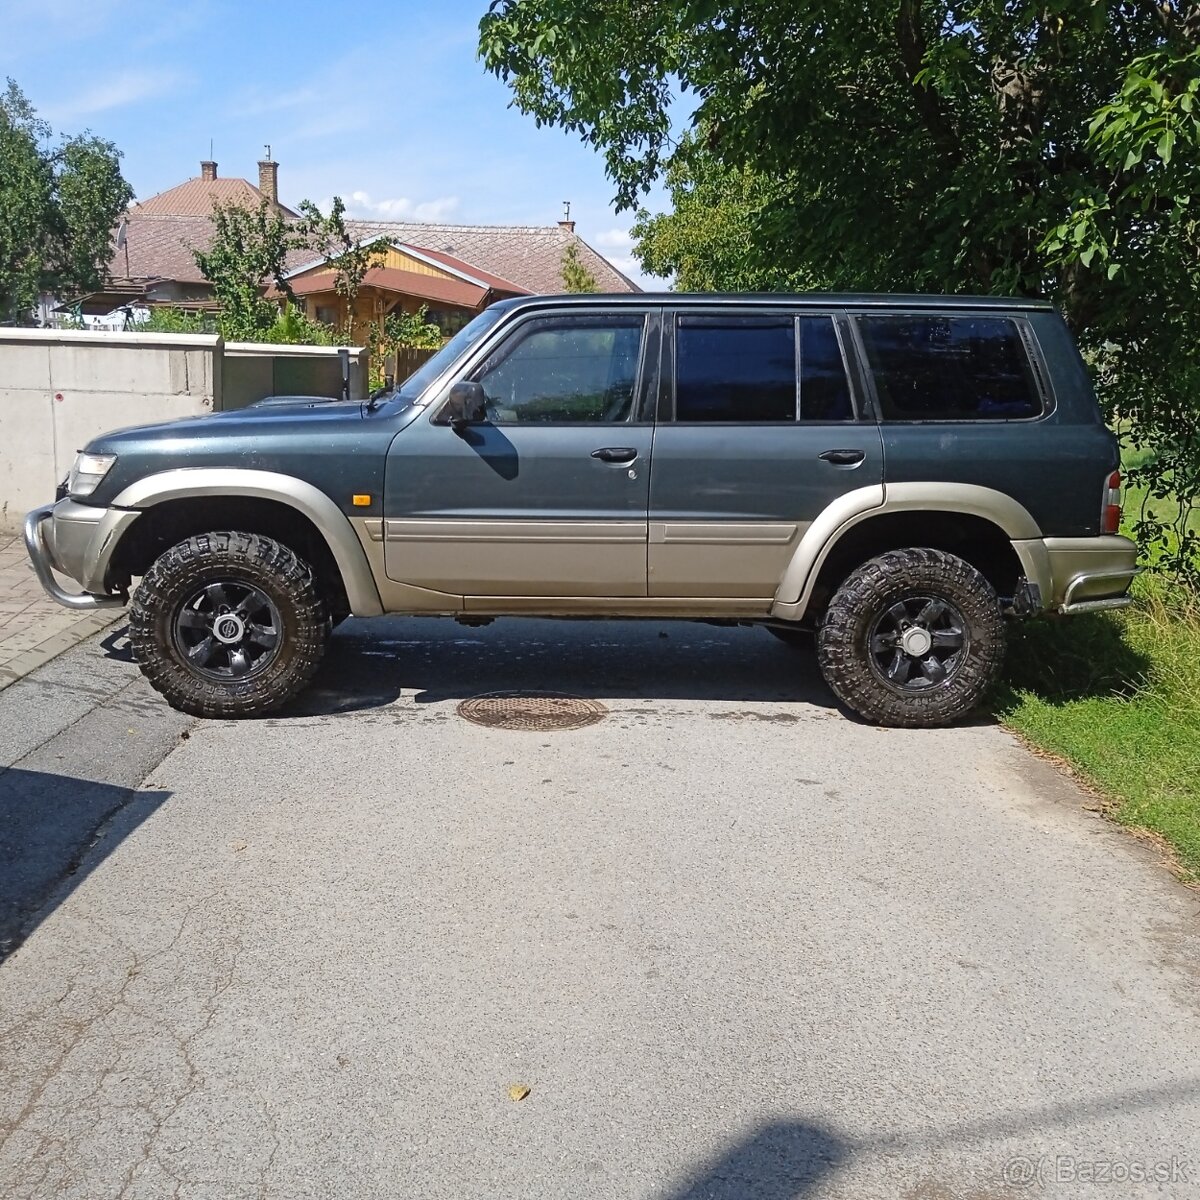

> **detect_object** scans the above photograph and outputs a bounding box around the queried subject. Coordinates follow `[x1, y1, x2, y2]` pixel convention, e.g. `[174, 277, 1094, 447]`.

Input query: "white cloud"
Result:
[43, 68, 183, 122]
[340, 191, 462, 222]
[593, 228, 636, 251]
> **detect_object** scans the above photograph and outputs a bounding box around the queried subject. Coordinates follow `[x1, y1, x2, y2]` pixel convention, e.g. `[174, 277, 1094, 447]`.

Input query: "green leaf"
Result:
[1157, 128, 1175, 164]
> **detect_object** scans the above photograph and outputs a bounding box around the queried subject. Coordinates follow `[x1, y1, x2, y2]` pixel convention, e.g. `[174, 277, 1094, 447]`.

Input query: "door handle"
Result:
[818, 448, 866, 466]
[591, 447, 638, 464]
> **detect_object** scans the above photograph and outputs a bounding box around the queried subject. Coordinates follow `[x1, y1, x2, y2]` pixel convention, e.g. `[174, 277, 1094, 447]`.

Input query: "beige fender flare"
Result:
[110, 468, 385, 617]
[770, 482, 1048, 621]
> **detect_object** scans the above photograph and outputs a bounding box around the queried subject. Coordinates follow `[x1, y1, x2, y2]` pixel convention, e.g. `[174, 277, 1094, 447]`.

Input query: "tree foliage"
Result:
[480, 0, 1200, 579]
[560, 240, 600, 292]
[295, 196, 386, 323]
[192, 199, 298, 342]
[0, 78, 133, 322]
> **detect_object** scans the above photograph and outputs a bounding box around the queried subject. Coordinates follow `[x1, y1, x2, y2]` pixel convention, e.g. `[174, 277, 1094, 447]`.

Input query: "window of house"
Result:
[473, 316, 645, 423]
[314, 304, 338, 327]
[675, 318, 796, 422]
[857, 315, 1043, 420]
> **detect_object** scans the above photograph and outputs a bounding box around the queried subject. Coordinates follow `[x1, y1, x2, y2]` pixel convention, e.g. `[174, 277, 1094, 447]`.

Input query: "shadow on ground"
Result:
[999, 610, 1151, 706]
[0, 767, 171, 961]
[662, 1121, 848, 1199]
[280, 617, 841, 719]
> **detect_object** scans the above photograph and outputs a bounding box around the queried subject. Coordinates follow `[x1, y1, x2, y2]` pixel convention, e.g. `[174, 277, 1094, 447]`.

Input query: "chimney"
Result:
[558, 219, 576, 233]
[258, 156, 279, 207]
[200, 160, 217, 181]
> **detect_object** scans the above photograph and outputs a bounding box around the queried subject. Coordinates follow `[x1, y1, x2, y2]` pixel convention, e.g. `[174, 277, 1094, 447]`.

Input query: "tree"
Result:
[295, 197, 386, 333]
[480, 1, 1200, 579]
[192, 199, 299, 342]
[560, 240, 599, 292]
[631, 142, 815, 291]
[0, 78, 133, 322]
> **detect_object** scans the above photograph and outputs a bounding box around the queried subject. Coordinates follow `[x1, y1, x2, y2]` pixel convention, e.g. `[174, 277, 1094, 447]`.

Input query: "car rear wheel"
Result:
[129, 531, 329, 718]
[816, 547, 1004, 727]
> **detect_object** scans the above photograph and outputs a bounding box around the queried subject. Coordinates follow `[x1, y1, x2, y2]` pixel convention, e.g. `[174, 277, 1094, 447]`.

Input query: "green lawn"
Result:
[994, 572, 1200, 881]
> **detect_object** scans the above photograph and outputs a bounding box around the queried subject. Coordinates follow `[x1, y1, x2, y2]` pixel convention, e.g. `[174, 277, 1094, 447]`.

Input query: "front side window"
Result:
[857, 315, 1042, 420]
[473, 316, 645, 423]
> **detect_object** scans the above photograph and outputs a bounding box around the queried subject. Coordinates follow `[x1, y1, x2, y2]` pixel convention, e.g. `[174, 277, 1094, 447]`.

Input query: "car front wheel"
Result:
[128, 531, 330, 718]
[816, 547, 1004, 728]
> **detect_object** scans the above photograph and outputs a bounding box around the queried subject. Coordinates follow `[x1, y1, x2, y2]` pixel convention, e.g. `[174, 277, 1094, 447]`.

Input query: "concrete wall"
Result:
[0, 330, 370, 532]
[0, 330, 220, 531]
[222, 343, 369, 410]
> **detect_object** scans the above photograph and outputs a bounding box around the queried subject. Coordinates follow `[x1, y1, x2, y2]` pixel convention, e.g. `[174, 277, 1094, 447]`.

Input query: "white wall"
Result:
[0, 330, 220, 531]
[0, 331, 371, 532]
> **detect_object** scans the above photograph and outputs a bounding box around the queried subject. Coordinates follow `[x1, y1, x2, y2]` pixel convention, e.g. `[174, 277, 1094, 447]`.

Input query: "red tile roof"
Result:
[403, 244, 528, 294]
[107, 217, 640, 296]
[134, 176, 298, 218]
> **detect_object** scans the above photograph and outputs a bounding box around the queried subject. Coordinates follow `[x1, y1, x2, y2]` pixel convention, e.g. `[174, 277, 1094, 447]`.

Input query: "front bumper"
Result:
[24, 501, 134, 611]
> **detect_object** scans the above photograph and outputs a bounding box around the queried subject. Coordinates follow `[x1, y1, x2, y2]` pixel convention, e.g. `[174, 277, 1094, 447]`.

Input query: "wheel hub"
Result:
[866, 593, 968, 692]
[213, 613, 246, 644]
[900, 626, 933, 657]
[172, 579, 282, 681]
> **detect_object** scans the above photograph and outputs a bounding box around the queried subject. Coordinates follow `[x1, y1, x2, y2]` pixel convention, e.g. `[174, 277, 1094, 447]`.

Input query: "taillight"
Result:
[1102, 470, 1122, 534]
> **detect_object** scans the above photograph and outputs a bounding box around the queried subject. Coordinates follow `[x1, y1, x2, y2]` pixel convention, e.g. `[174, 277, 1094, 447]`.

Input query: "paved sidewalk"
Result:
[0, 534, 123, 690]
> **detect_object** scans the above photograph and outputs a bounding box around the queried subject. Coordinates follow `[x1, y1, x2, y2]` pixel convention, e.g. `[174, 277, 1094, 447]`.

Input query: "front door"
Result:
[649, 311, 884, 598]
[383, 310, 655, 597]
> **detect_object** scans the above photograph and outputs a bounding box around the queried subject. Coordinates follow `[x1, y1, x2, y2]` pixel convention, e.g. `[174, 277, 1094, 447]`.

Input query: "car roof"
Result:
[490, 292, 1055, 313]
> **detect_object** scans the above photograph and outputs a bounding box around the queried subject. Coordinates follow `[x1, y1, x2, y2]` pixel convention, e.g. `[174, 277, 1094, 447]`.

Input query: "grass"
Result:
[994, 572, 1200, 882]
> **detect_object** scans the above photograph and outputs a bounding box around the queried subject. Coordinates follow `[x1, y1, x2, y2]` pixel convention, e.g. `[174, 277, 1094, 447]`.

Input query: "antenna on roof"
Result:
[209, 138, 213, 160]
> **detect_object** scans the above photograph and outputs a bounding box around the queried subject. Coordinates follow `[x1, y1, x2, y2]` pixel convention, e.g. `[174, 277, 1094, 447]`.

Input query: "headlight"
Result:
[68, 452, 117, 498]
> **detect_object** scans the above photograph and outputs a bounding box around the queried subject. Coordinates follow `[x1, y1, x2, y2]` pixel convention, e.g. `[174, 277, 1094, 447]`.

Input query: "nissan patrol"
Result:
[25, 294, 1138, 727]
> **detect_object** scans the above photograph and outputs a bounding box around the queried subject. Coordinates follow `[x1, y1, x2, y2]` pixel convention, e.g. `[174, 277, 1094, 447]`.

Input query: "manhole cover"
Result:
[457, 691, 608, 732]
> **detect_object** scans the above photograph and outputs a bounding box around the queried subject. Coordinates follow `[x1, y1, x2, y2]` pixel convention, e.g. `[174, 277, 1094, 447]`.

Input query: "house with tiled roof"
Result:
[86, 156, 639, 328]
[274, 236, 532, 337]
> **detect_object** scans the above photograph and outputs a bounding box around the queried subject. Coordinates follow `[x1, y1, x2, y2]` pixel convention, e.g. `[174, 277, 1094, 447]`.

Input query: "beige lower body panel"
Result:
[649, 521, 802, 598]
[381, 518, 647, 597]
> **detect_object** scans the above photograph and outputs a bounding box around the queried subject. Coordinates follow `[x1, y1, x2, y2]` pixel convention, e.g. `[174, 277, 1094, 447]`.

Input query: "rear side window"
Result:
[676, 318, 796, 422]
[799, 316, 853, 420]
[674, 315, 854, 422]
[857, 315, 1042, 420]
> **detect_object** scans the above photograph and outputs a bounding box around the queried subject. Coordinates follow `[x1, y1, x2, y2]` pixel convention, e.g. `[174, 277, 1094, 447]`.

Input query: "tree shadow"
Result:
[279, 617, 842, 719]
[662, 1121, 849, 1200]
[0, 767, 171, 961]
[998, 611, 1151, 706]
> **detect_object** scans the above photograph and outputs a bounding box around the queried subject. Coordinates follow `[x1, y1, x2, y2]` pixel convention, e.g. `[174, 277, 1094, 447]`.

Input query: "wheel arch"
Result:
[772, 483, 1045, 622]
[107, 469, 384, 617]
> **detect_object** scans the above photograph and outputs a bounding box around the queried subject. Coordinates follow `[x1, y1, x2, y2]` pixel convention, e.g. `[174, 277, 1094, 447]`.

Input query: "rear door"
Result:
[648, 310, 883, 598]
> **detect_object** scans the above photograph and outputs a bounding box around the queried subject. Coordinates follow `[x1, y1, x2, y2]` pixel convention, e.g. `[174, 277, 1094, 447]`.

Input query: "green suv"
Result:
[25, 293, 1137, 727]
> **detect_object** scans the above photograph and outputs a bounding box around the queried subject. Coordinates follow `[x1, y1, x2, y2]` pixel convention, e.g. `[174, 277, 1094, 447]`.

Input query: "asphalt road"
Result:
[1, 617, 1198, 1199]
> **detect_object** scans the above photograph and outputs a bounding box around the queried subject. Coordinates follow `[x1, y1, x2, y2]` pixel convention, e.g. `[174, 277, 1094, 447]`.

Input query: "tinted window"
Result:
[676, 318, 795, 422]
[858, 315, 1041, 420]
[799, 317, 853, 420]
[474, 317, 644, 423]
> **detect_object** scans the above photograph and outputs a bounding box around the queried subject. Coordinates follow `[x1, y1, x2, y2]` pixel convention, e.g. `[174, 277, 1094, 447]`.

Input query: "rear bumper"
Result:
[23, 501, 132, 611]
[1019, 534, 1139, 615]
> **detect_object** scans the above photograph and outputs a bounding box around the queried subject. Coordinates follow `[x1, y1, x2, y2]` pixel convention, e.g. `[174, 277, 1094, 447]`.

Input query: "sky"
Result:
[0, 0, 671, 287]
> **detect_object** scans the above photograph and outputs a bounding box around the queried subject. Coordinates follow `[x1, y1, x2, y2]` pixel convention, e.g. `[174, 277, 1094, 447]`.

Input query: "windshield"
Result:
[398, 306, 508, 400]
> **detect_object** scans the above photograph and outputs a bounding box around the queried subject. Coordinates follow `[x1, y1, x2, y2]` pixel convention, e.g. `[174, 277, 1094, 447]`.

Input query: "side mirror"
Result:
[443, 380, 487, 433]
